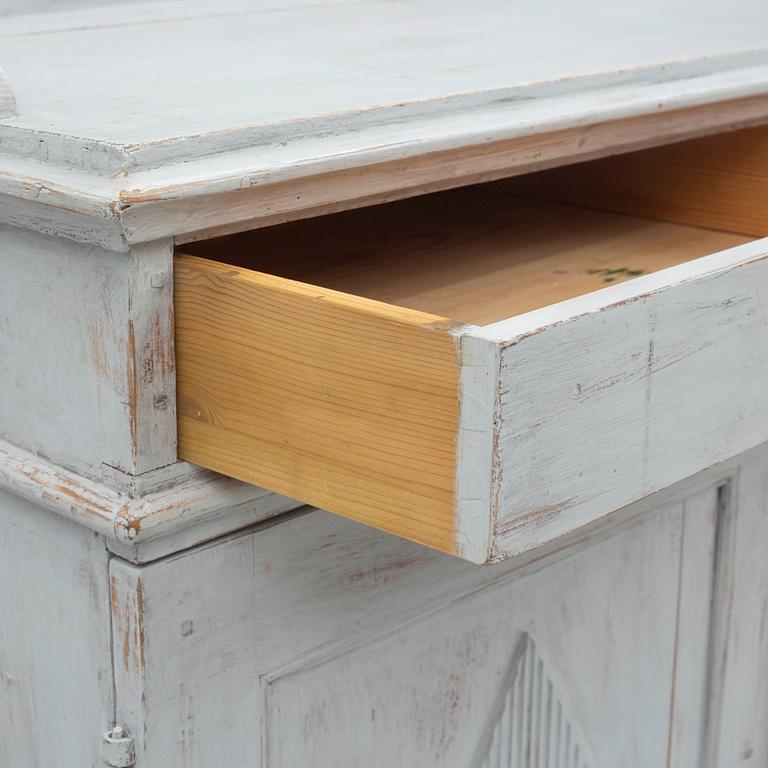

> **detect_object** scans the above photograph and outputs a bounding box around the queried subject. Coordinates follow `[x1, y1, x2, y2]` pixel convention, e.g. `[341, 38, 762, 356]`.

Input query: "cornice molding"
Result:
[0, 439, 300, 562]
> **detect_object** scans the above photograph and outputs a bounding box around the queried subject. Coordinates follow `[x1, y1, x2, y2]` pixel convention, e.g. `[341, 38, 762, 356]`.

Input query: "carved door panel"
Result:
[110, 483, 725, 768]
[260, 490, 720, 767]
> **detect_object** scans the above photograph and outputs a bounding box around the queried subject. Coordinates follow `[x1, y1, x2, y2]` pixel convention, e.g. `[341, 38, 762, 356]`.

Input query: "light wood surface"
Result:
[175, 254, 461, 554]
[185, 189, 751, 326]
[506, 125, 768, 236]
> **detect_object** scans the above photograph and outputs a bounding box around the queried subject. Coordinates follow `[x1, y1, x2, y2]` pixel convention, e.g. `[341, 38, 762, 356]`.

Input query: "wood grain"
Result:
[184, 191, 751, 326]
[175, 253, 462, 554]
[506, 125, 768, 237]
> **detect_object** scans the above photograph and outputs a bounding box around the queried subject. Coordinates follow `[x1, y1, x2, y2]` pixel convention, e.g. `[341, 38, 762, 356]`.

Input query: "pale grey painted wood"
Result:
[0, 4, 765, 761]
[0, 488, 113, 767]
[2, 0, 768, 245]
[459, 238, 768, 561]
[473, 633, 597, 768]
[667, 487, 722, 767]
[0, 437, 300, 563]
[0, 441, 762, 766]
[2, 0, 768, 160]
[0, 224, 136, 477]
[0, 67, 15, 117]
[125, 239, 177, 475]
[707, 452, 768, 766]
[0, 227, 172, 479]
[109, 473, 728, 767]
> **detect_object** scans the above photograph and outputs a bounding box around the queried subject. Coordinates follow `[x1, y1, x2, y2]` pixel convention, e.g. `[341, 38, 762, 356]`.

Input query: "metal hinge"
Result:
[101, 726, 135, 767]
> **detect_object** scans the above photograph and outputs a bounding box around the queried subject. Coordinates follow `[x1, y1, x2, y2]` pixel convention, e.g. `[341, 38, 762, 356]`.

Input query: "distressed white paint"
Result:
[473, 634, 596, 768]
[458, 238, 768, 560]
[667, 487, 722, 767]
[126, 239, 177, 475]
[107, 464, 736, 767]
[2, 0, 768, 161]
[0, 227, 178, 478]
[0, 2, 766, 762]
[0, 224, 135, 477]
[0, 489, 113, 767]
[1, 1, 768, 244]
[706, 459, 768, 766]
[0, 438, 300, 563]
[455, 333, 498, 563]
[2, 430, 766, 766]
[0, 67, 15, 118]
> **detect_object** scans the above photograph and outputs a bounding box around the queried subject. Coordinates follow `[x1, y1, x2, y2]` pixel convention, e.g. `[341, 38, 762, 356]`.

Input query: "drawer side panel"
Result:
[174, 254, 462, 554]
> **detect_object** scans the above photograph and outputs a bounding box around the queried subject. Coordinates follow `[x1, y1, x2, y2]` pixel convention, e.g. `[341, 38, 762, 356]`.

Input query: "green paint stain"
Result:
[586, 266, 645, 281]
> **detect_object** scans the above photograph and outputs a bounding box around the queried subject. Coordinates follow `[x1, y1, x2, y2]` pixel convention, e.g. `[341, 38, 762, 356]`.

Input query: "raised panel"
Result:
[109, 480, 726, 767]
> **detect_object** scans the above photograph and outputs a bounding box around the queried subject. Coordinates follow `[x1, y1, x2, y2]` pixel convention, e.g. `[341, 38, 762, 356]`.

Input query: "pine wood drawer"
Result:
[175, 127, 768, 563]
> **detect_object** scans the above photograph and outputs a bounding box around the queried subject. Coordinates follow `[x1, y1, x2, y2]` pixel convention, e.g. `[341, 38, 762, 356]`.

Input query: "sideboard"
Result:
[1, 1, 767, 765]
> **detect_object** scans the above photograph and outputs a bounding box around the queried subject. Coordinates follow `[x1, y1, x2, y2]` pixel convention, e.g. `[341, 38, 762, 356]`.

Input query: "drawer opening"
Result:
[174, 125, 768, 561]
[180, 125, 768, 326]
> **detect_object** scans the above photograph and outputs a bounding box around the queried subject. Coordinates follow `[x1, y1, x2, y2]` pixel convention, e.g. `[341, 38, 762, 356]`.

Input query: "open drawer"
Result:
[175, 126, 768, 563]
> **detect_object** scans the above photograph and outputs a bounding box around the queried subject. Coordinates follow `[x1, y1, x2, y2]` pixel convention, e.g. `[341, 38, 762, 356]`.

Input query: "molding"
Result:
[0, 438, 300, 562]
[0, 68, 16, 118]
[2, 89, 768, 249]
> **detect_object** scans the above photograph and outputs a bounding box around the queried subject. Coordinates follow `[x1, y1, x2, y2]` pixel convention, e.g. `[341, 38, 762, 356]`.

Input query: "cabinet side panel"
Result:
[175, 253, 461, 554]
[0, 491, 113, 767]
[0, 226, 176, 479]
[0, 225, 130, 476]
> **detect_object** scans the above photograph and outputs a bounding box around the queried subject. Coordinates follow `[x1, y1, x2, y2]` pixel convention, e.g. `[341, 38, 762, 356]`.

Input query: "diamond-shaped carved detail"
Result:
[473, 633, 594, 768]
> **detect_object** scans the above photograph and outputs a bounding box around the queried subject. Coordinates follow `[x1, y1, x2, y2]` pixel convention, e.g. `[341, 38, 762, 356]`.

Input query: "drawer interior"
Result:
[180, 125, 768, 326]
[182, 188, 751, 327]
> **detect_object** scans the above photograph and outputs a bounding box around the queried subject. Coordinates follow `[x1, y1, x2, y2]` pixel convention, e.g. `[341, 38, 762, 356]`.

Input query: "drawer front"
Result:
[175, 129, 768, 563]
[476, 242, 768, 558]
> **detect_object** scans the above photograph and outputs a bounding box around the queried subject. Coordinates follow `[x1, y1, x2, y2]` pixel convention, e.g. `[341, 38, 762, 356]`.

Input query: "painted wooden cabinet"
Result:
[1, 1, 768, 765]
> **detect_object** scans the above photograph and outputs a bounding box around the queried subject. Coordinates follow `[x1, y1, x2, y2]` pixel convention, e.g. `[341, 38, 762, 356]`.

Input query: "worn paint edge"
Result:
[3, 52, 768, 178]
[0, 438, 299, 553]
[454, 331, 499, 563]
[3, 87, 768, 249]
[0, 68, 16, 118]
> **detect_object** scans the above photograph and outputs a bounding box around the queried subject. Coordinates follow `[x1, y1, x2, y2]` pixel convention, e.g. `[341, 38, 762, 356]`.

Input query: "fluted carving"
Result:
[474, 634, 593, 768]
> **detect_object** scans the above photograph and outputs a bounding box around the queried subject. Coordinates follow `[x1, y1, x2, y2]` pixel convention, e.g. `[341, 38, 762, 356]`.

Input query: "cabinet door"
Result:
[110, 477, 734, 768]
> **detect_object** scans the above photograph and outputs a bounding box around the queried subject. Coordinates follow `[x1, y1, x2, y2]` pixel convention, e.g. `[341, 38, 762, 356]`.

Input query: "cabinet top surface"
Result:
[2, 0, 768, 247]
[3, 0, 768, 150]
